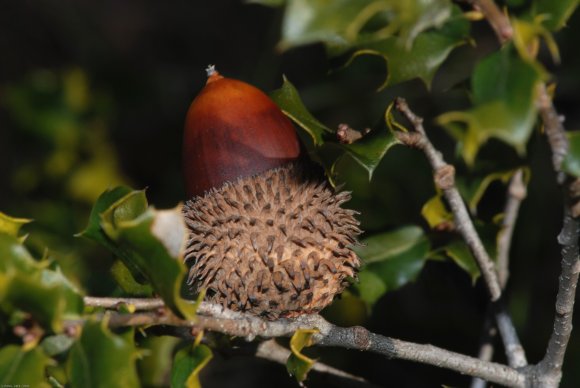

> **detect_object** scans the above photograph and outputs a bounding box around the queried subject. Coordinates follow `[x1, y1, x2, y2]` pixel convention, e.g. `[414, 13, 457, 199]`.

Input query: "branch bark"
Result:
[393, 97, 528, 369]
[81, 296, 526, 387]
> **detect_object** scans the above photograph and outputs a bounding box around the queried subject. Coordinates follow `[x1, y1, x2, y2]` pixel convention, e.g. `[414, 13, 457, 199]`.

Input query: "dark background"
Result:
[1, 0, 579, 386]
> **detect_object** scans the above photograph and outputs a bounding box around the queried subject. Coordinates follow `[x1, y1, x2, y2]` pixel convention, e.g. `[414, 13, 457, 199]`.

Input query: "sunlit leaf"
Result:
[533, 0, 579, 31]
[0, 212, 31, 239]
[512, 17, 560, 63]
[0, 345, 54, 388]
[287, 328, 319, 383]
[171, 332, 213, 388]
[41, 335, 75, 357]
[421, 194, 453, 229]
[350, 6, 469, 89]
[437, 47, 543, 165]
[67, 321, 139, 388]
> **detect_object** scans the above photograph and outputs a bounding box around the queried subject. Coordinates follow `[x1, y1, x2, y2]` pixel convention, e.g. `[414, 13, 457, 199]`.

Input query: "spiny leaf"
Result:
[0, 345, 54, 388]
[67, 320, 139, 388]
[171, 332, 213, 388]
[287, 328, 319, 383]
[0, 212, 31, 239]
[437, 47, 543, 165]
[349, 5, 469, 89]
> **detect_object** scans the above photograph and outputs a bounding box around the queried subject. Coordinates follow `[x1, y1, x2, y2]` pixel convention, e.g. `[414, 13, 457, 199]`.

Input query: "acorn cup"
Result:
[182, 66, 362, 319]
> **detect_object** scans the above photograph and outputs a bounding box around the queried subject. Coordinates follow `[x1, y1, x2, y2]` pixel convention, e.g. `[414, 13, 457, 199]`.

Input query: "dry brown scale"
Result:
[183, 163, 361, 319]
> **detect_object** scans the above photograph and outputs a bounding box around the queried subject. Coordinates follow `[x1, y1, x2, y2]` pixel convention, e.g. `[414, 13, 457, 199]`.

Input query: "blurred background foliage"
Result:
[1, 0, 579, 386]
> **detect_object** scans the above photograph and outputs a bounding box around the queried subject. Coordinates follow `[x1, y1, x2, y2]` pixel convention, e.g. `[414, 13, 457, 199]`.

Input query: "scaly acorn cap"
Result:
[183, 163, 361, 319]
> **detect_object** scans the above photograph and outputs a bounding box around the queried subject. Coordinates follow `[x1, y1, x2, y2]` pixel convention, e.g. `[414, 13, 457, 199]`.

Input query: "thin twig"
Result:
[465, 0, 513, 43]
[81, 297, 526, 387]
[497, 169, 527, 288]
[393, 97, 528, 369]
[471, 170, 527, 388]
[256, 340, 378, 388]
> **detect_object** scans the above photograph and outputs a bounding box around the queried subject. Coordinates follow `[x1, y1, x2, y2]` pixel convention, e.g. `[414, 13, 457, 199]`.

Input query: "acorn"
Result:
[182, 66, 361, 319]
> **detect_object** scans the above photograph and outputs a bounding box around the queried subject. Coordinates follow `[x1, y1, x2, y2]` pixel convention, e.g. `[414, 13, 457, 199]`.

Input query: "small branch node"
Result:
[435, 165, 456, 190]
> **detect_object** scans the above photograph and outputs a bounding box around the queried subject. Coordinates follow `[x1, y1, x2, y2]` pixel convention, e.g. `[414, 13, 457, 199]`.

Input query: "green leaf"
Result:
[351, 5, 469, 89]
[286, 328, 318, 383]
[354, 226, 430, 307]
[0, 345, 54, 388]
[0, 212, 31, 239]
[533, 0, 579, 31]
[341, 121, 400, 179]
[278, 0, 453, 55]
[0, 234, 83, 332]
[438, 47, 543, 165]
[41, 335, 75, 357]
[456, 169, 528, 214]
[67, 321, 139, 388]
[101, 205, 196, 319]
[438, 241, 480, 283]
[171, 333, 213, 388]
[563, 131, 580, 177]
[110, 260, 153, 296]
[421, 194, 453, 229]
[270, 76, 332, 146]
[138, 336, 179, 387]
[79, 186, 148, 283]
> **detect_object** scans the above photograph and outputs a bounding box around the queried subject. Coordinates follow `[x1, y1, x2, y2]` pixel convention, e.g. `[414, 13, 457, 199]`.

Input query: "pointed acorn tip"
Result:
[205, 64, 223, 84]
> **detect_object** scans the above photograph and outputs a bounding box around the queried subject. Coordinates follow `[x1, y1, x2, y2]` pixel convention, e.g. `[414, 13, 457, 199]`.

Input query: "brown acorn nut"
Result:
[182, 66, 361, 319]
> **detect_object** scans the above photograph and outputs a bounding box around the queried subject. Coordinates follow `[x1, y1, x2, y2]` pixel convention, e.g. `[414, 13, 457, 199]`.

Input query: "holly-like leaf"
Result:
[354, 226, 430, 307]
[67, 321, 139, 388]
[41, 335, 75, 357]
[278, 0, 453, 55]
[563, 131, 580, 177]
[81, 187, 195, 318]
[438, 47, 543, 165]
[0, 345, 54, 388]
[110, 260, 153, 296]
[287, 328, 319, 383]
[101, 202, 196, 319]
[351, 6, 469, 89]
[533, 0, 579, 31]
[271, 78, 400, 179]
[171, 332, 213, 388]
[0, 234, 83, 332]
[270, 76, 332, 146]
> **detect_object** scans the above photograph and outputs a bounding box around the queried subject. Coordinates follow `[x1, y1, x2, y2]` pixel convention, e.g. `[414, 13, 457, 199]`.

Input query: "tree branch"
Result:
[465, 0, 513, 43]
[466, 1, 580, 386]
[81, 297, 526, 387]
[394, 97, 528, 369]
